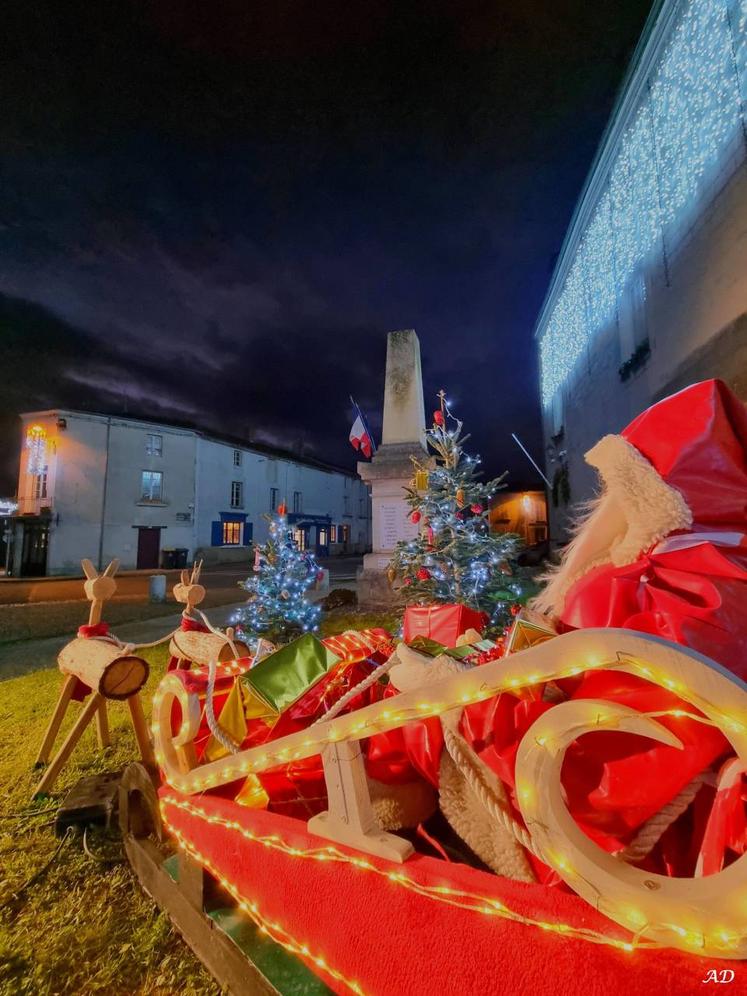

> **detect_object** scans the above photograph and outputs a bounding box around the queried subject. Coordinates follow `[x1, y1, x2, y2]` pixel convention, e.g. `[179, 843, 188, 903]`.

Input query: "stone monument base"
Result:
[356, 566, 402, 610]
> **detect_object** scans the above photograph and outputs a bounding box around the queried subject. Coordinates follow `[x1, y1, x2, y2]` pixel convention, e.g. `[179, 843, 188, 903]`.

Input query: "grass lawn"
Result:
[0, 610, 398, 996]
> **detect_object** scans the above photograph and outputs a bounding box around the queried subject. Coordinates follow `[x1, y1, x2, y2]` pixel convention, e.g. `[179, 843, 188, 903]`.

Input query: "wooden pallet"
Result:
[119, 764, 330, 996]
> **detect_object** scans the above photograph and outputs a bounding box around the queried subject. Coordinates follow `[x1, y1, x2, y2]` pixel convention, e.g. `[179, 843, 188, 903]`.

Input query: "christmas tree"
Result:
[389, 391, 524, 631]
[234, 503, 322, 643]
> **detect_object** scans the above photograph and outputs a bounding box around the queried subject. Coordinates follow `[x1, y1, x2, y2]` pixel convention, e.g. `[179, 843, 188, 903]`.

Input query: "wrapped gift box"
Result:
[504, 608, 557, 655]
[403, 604, 488, 647]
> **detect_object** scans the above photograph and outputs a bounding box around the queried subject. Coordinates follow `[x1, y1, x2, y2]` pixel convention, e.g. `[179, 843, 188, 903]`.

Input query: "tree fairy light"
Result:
[539, 0, 745, 406]
[233, 505, 322, 643]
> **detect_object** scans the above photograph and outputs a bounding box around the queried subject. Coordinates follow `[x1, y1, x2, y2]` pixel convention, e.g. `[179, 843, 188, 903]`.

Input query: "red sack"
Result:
[403, 603, 487, 647]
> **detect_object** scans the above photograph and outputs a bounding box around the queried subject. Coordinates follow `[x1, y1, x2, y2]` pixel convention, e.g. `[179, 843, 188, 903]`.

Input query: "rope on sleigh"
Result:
[618, 770, 708, 862]
[441, 720, 543, 860]
[443, 711, 710, 867]
[313, 651, 399, 726]
[205, 656, 242, 755]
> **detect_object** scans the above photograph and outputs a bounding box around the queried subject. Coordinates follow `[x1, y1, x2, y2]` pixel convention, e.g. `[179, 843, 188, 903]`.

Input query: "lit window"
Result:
[146, 434, 162, 456]
[222, 521, 242, 545]
[270, 487, 278, 511]
[330, 525, 337, 543]
[231, 481, 243, 508]
[342, 524, 350, 543]
[233, 449, 242, 467]
[293, 491, 302, 513]
[141, 470, 163, 501]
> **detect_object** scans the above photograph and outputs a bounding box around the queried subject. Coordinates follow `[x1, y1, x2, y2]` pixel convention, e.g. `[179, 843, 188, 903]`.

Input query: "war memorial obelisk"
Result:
[357, 329, 428, 607]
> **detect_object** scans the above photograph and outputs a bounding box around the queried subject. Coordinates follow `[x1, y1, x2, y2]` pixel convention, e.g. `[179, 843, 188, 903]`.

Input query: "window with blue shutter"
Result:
[211, 521, 222, 546]
[243, 522, 253, 546]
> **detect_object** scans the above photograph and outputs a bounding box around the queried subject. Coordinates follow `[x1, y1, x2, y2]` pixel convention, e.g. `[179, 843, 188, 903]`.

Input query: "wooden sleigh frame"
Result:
[148, 627, 747, 962]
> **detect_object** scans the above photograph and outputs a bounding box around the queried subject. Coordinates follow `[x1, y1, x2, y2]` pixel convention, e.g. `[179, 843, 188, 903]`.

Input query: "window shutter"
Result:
[244, 522, 253, 545]
[211, 521, 222, 546]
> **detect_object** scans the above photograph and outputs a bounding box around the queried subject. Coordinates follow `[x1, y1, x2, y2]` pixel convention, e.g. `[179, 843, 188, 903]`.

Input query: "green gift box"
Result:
[240, 633, 341, 715]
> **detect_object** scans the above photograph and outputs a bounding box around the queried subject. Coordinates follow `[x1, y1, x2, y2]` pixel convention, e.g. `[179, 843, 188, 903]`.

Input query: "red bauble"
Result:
[403, 577, 413, 586]
[510, 604, 520, 617]
[411, 510, 421, 524]
[416, 567, 431, 581]
[455, 511, 464, 520]
[317, 570, 325, 581]
[433, 410, 444, 426]
[470, 503, 483, 514]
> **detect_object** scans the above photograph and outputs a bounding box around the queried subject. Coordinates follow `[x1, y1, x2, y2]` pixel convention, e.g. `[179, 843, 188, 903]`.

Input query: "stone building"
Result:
[7, 409, 371, 576]
[535, 0, 747, 536]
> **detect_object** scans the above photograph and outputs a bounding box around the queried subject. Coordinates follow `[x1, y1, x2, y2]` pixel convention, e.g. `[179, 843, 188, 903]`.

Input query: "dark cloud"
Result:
[0, 0, 651, 492]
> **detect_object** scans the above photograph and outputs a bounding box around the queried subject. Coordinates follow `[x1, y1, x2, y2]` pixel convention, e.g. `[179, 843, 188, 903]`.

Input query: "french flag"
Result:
[349, 397, 375, 459]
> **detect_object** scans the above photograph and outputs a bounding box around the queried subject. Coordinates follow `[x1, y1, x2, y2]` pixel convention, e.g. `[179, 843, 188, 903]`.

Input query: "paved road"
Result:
[0, 556, 362, 604]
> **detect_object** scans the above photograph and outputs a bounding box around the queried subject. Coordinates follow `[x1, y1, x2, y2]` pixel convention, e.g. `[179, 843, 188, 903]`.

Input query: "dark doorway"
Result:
[137, 527, 161, 569]
[20, 522, 49, 576]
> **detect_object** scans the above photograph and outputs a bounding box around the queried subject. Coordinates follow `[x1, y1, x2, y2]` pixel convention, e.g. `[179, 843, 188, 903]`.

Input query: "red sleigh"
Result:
[119, 625, 747, 996]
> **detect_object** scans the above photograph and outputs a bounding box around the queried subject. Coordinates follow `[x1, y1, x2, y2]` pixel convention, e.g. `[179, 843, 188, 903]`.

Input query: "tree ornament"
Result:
[415, 470, 429, 491]
[510, 604, 521, 617]
[387, 390, 526, 632]
[277, 501, 288, 515]
[234, 507, 321, 643]
[387, 565, 397, 585]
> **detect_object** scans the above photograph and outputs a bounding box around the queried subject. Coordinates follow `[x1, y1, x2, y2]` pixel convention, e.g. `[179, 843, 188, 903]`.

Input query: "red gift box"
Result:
[403, 604, 488, 647]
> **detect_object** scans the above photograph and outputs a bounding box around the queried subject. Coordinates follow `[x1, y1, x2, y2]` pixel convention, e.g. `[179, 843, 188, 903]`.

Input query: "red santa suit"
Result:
[539, 378, 747, 676]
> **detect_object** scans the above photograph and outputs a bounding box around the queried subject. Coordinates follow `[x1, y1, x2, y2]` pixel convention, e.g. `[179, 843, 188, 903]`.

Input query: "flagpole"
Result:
[511, 433, 551, 487]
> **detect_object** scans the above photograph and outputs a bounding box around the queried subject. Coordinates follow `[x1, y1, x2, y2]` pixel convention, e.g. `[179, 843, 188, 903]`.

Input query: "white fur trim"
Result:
[533, 434, 692, 616]
[586, 434, 692, 562]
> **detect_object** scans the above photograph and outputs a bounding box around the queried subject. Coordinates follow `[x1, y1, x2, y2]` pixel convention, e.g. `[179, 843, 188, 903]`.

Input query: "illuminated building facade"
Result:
[536, 0, 747, 534]
[7, 410, 371, 576]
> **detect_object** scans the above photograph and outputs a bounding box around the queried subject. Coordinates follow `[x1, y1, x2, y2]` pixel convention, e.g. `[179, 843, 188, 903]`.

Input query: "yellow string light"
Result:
[163, 814, 365, 996]
[161, 795, 650, 955]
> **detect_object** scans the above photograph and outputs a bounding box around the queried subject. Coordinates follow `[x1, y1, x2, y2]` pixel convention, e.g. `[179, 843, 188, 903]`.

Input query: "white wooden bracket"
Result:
[308, 740, 414, 863]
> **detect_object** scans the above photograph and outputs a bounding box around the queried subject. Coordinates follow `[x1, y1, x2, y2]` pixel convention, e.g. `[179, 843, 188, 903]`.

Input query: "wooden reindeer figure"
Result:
[169, 560, 250, 670]
[33, 558, 154, 797]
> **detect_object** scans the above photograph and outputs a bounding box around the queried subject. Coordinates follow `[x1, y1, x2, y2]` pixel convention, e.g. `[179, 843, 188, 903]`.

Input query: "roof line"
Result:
[18, 407, 360, 478]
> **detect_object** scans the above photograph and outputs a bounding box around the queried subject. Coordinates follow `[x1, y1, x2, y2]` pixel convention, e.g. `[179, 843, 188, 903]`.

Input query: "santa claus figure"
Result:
[384, 380, 747, 882]
[535, 378, 747, 676]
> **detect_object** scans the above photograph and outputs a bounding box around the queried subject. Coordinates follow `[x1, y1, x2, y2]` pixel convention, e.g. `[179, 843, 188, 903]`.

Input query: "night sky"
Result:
[0, 1, 651, 494]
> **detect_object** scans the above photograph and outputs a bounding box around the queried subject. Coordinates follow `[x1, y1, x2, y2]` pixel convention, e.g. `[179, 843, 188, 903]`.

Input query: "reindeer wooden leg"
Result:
[33, 692, 105, 797]
[35, 675, 78, 767]
[128, 694, 156, 770]
[95, 700, 111, 749]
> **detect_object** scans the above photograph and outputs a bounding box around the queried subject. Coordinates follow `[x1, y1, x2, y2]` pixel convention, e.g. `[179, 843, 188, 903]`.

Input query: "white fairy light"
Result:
[539, 0, 744, 406]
